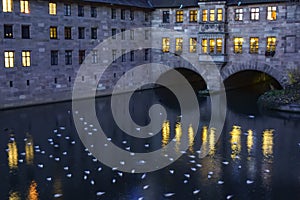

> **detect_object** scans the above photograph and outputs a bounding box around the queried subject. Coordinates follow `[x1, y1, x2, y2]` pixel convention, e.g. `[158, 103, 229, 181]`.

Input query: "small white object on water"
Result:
[141, 173, 146, 179]
[226, 195, 234, 199]
[118, 172, 123, 177]
[97, 167, 102, 171]
[144, 144, 150, 148]
[112, 167, 118, 171]
[90, 180, 95, 185]
[112, 179, 116, 183]
[66, 173, 72, 178]
[84, 175, 87, 180]
[184, 180, 188, 184]
[138, 197, 144, 200]
[246, 180, 254, 184]
[143, 185, 150, 190]
[238, 165, 242, 169]
[191, 167, 197, 171]
[84, 127, 88, 131]
[196, 164, 202, 168]
[60, 127, 66, 130]
[184, 174, 190, 178]
[190, 160, 196, 163]
[126, 147, 131, 151]
[64, 166, 69, 171]
[122, 140, 127, 144]
[120, 161, 125, 165]
[46, 177, 52, 181]
[71, 141, 76, 145]
[189, 155, 196, 159]
[164, 193, 175, 197]
[131, 169, 136, 173]
[136, 127, 141, 131]
[264, 169, 270, 173]
[54, 157, 60, 162]
[65, 136, 70, 140]
[208, 171, 214, 175]
[62, 152, 67, 155]
[92, 158, 97, 162]
[88, 132, 93, 136]
[169, 170, 175, 174]
[208, 175, 211, 179]
[130, 152, 135, 156]
[248, 115, 255, 119]
[84, 170, 90, 175]
[196, 150, 201, 154]
[218, 181, 224, 185]
[20, 152, 26, 156]
[222, 161, 229, 165]
[193, 190, 200, 195]
[169, 158, 174, 161]
[53, 130, 58, 133]
[54, 194, 63, 198]
[19, 159, 24, 163]
[96, 192, 105, 196]
[37, 164, 44, 168]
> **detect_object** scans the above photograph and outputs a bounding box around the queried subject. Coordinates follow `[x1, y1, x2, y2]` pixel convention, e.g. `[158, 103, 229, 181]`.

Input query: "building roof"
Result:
[149, 0, 199, 8]
[227, 0, 288, 6]
[84, 0, 153, 8]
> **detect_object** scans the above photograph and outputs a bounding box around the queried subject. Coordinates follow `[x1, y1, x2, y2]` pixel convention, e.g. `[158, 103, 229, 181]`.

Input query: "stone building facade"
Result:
[0, 0, 299, 109]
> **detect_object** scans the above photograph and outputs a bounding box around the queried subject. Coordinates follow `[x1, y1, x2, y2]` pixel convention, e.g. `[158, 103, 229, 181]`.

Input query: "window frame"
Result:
[50, 26, 57, 39]
[163, 11, 170, 23]
[209, 9, 215, 22]
[121, 9, 125, 20]
[217, 9, 223, 21]
[91, 6, 97, 18]
[4, 24, 13, 39]
[4, 51, 14, 68]
[64, 4, 71, 16]
[22, 50, 31, 67]
[266, 36, 277, 54]
[65, 50, 72, 65]
[250, 7, 260, 21]
[176, 10, 184, 23]
[175, 37, 183, 53]
[49, 2, 56, 15]
[21, 25, 30, 39]
[79, 50, 85, 64]
[111, 8, 116, 19]
[91, 27, 97, 39]
[202, 9, 208, 22]
[3, 0, 13, 12]
[234, 37, 244, 54]
[189, 37, 197, 53]
[216, 38, 222, 54]
[235, 8, 243, 21]
[249, 37, 259, 54]
[267, 6, 277, 21]
[78, 27, 85, 39]
[189, 10, 198, 23]
[64, 27, 72, 40]
[202, 39, 208, 54]
[20, 0, 30, 14]
[78, 5, 84, 17]
[51, 50, 58, 65]
[162, 37, 170, 53]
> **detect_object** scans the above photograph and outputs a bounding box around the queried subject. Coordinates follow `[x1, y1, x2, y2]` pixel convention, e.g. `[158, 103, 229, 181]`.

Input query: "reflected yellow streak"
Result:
[247, 129, 254, 155]
[208, 128, 216, 156]
[27, 180, 39, 200]
[202, 126, 208, 155]
[9, 191, 20, 200]
[230, 125, 241, 160]
[262, 129, 274, 158]
[8, 139, 18, 170]
[188, 124, 194, 153]
[175, 122, 182, 153]
[53, 178, 63, 197]
[25, 134, 34, 165]
[162, 120, 170, 148]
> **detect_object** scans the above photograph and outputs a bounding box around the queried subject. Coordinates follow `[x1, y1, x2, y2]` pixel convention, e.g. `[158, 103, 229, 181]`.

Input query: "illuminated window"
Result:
[111, 8, 116, 19]
[189, 37, 197, 53]
[202, 39, 208, 53]
[249, 37, 259, 54]
[189, 10, 197, 22]
[51, 50, 58, 65]
[112, 49, 117, 63]
[22, 51, 30, 67]
[250, 7, 259, 20]
[79, 50, 85, 64]
[4, 24, 13, 38]
[121, 49, 126, 62]
[92, 50, 98, 64]
[121, 28, 125, 40]
[163, 11, 169, 23]
[64, 27, 72, 39]
[112, 28, 116, 39]
[20, 0, 29, 13]
[162, 37, 170, 53]
[91, 27, 97, 39]
[176, 10, 183, 23]
[3, 0, 13, 12]
[64, 4, 71, 16]
[50, 26, 57, 39]
[216, 38, 222, 54]
[175, 37, 183, 53]
[234, 37, 243, 53]
[267, 6, 277, 20]
[65, 50, 72, 65]
[78, 5, 84, 17]
[217, 9, 223, 21]
[78, 27, 85, 39]
[235, 8, 243, 21]
[209, 39, 215, 53]
[202, 9, 207, 22]
[91, 6, 97, 17]
[4, 51, 14, 68]
[210, 9, 215, 21]
[49, 3, 56, 15]
[266, 37, 276, 54]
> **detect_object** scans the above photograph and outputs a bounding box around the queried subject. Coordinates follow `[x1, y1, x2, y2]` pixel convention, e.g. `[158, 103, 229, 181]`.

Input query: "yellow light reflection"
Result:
[262, 129, 274, 159]
[9, 191, 20, 200]
[208, 128, 216, 156]
[27, 180, 39, 200]
[162, 120, 170, 148]
[25, 134, 34, 165]
[201, 126, 208, 155]
[230, 125, 241, 160]
[8, 139, 18, 170]
[175, 122, 182, 153]
[188, 124, 194, 153]
[247, 129, 254, 155]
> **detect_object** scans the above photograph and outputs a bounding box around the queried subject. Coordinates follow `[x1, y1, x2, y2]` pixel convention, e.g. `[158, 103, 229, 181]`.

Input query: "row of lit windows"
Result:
[235, 6, 277, 21]
[233, 37, 277, 55]
[2, 0, 29, 13]
[202, 9, 223, 22]
[201, 38, 223, 54]
[162, 38, 198, 53]
[4, 51, 30, 68]
[163, 10, 199, 23]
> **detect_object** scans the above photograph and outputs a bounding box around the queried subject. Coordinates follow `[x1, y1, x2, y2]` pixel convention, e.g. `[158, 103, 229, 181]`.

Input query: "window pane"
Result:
[176, 10, 183, 23]
[267, 6, 277, 20]
[202, 39, 208, 53]
[189, 38, 197, 53]
[4, 51, 14, 68]
[210, 10, 215, 21]
[20, 0, 30, 13]
[3, 0, 13, 12]
[209, 39, 215, 53]
[250, 37, 259, 54]
[216, 38, 222, 53]
[175, 38, 183, 52]
[22, 51, 31, 67]
[49, 3, 56, 15]
[217, 9, 222, 21]
[162, 38, 170, 53]
[234, 37, 244, 53]
[202, 10, 207, 22]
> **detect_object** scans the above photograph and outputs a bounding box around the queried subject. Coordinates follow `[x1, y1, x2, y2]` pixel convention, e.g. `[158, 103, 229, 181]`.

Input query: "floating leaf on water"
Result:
[96, 192, 105, 196]
[218, 181, 224, 185]
[143, 185, 150, 190]
[54, 194, 63, 198]
[193, 190, 200, 195]
[164, 193, 175, 197]
[246, 180, 254, 184]
[226, 195, 234, 199]
[141, 173, 146, 179]
[169, 170, 175, 174]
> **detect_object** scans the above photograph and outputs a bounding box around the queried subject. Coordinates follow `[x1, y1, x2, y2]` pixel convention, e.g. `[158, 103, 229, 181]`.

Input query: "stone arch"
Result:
[221, 61, 288, 87]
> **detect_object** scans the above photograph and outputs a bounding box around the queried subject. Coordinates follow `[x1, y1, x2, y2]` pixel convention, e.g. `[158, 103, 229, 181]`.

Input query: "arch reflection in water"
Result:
[175, 122, 182, 153]
[8, 138, 18, 170]
[188, 124, 194, 153]
[27, 180, 39, 200]
[247, 129, 254, 156]
[201, 126, 216, 157]
[262, 129, 274, 159]
[25, 133, 34, 165]
[162, 120, 170, 148]
[230, 125, 241, 160]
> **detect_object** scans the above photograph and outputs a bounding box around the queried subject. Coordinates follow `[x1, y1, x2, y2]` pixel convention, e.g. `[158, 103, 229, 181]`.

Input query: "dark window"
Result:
[64, 4, 71, 16]
[4, 24, 13, 38]
[121, 9, 125, 20]
[163, 11, 169, 23]
[78, 27, 85, 39]
[121, 28, 125, 40]
[91, 27, 97, 39]
[91, 6, 97, 17]
[111, 8, 116, 19]
[112, 28, 117, 39]
[65, 27, 72, 39]
[21, 25, 30, 39]
[51, 50, 58, 65]
[130, 10, 134, 20]
[79, 50, 85, 64]
[78, 5, 84, 17]
[144, 49, 149, 61]
[145, 12, 150, 22]
[130, 50, 134, 62]
[65, 50, 72, 65]
[121, 49, 126, 62]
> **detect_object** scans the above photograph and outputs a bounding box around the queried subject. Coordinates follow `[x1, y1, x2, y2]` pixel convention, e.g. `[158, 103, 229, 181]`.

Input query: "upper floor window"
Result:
[78, 5, 84, 17]
[249, 37, 259, 54]
[78, 27, 85, 39]
[91, 27, 97, 39]
[162, 37, 170, 53]
[267, 6, 277, 20]
[121, 28, 125, 40]
[22, 51, 31, 67]
[64, 27, 72, 39]
[189, 38, 197, 53]
[130, 10, 134, 20]
[79, 50, 85, 64]
[176, 10, 183, 23]
[130, 30, 134, 40]
[112, 28, 117, 39]
[250, 7, 259, 21]
[20, 0, 30, 14]
[163, 11, 170, 23]
[121, 9, 125, 20]
[209, 9, 215, 21]
[111, 8, 116, 19]
[175, 37, 183, 53]
[64, 4, 71, 16]
[189, 10, 198, 22]
[21, 25, 30, 39]
[4, 51, 14, 68]
[217, 9, 223, 21]
[202, 10, 208, 22]
[92, 50, 98, 64]
[145, 30, 150, 40]
[145, 12, 150, 22]
[49, 2, 56, 15]
[266, 37, 276, 56]
[112, 49, 117, 63]
[130, 50, 134, 62]
[216, 38, 222, 53]
[4, 24, 13, 38]
[65, 50, 72, 65]
[91, 6, 97, 17]
[144, 49, 150, 61]
[51, 50, 58, 65]
[50, 26, 57, 39]
[3, 0, 13, 12]
[234, 37, 244, 53]
[209, 39, 215, 53]
[121, 49, 126, 62]
[202, 39, 208, 53]
[235, 8, 243, 21]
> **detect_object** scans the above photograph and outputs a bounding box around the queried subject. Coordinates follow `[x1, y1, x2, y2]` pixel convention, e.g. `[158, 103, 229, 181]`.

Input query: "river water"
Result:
[1, 87, 300, 200]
